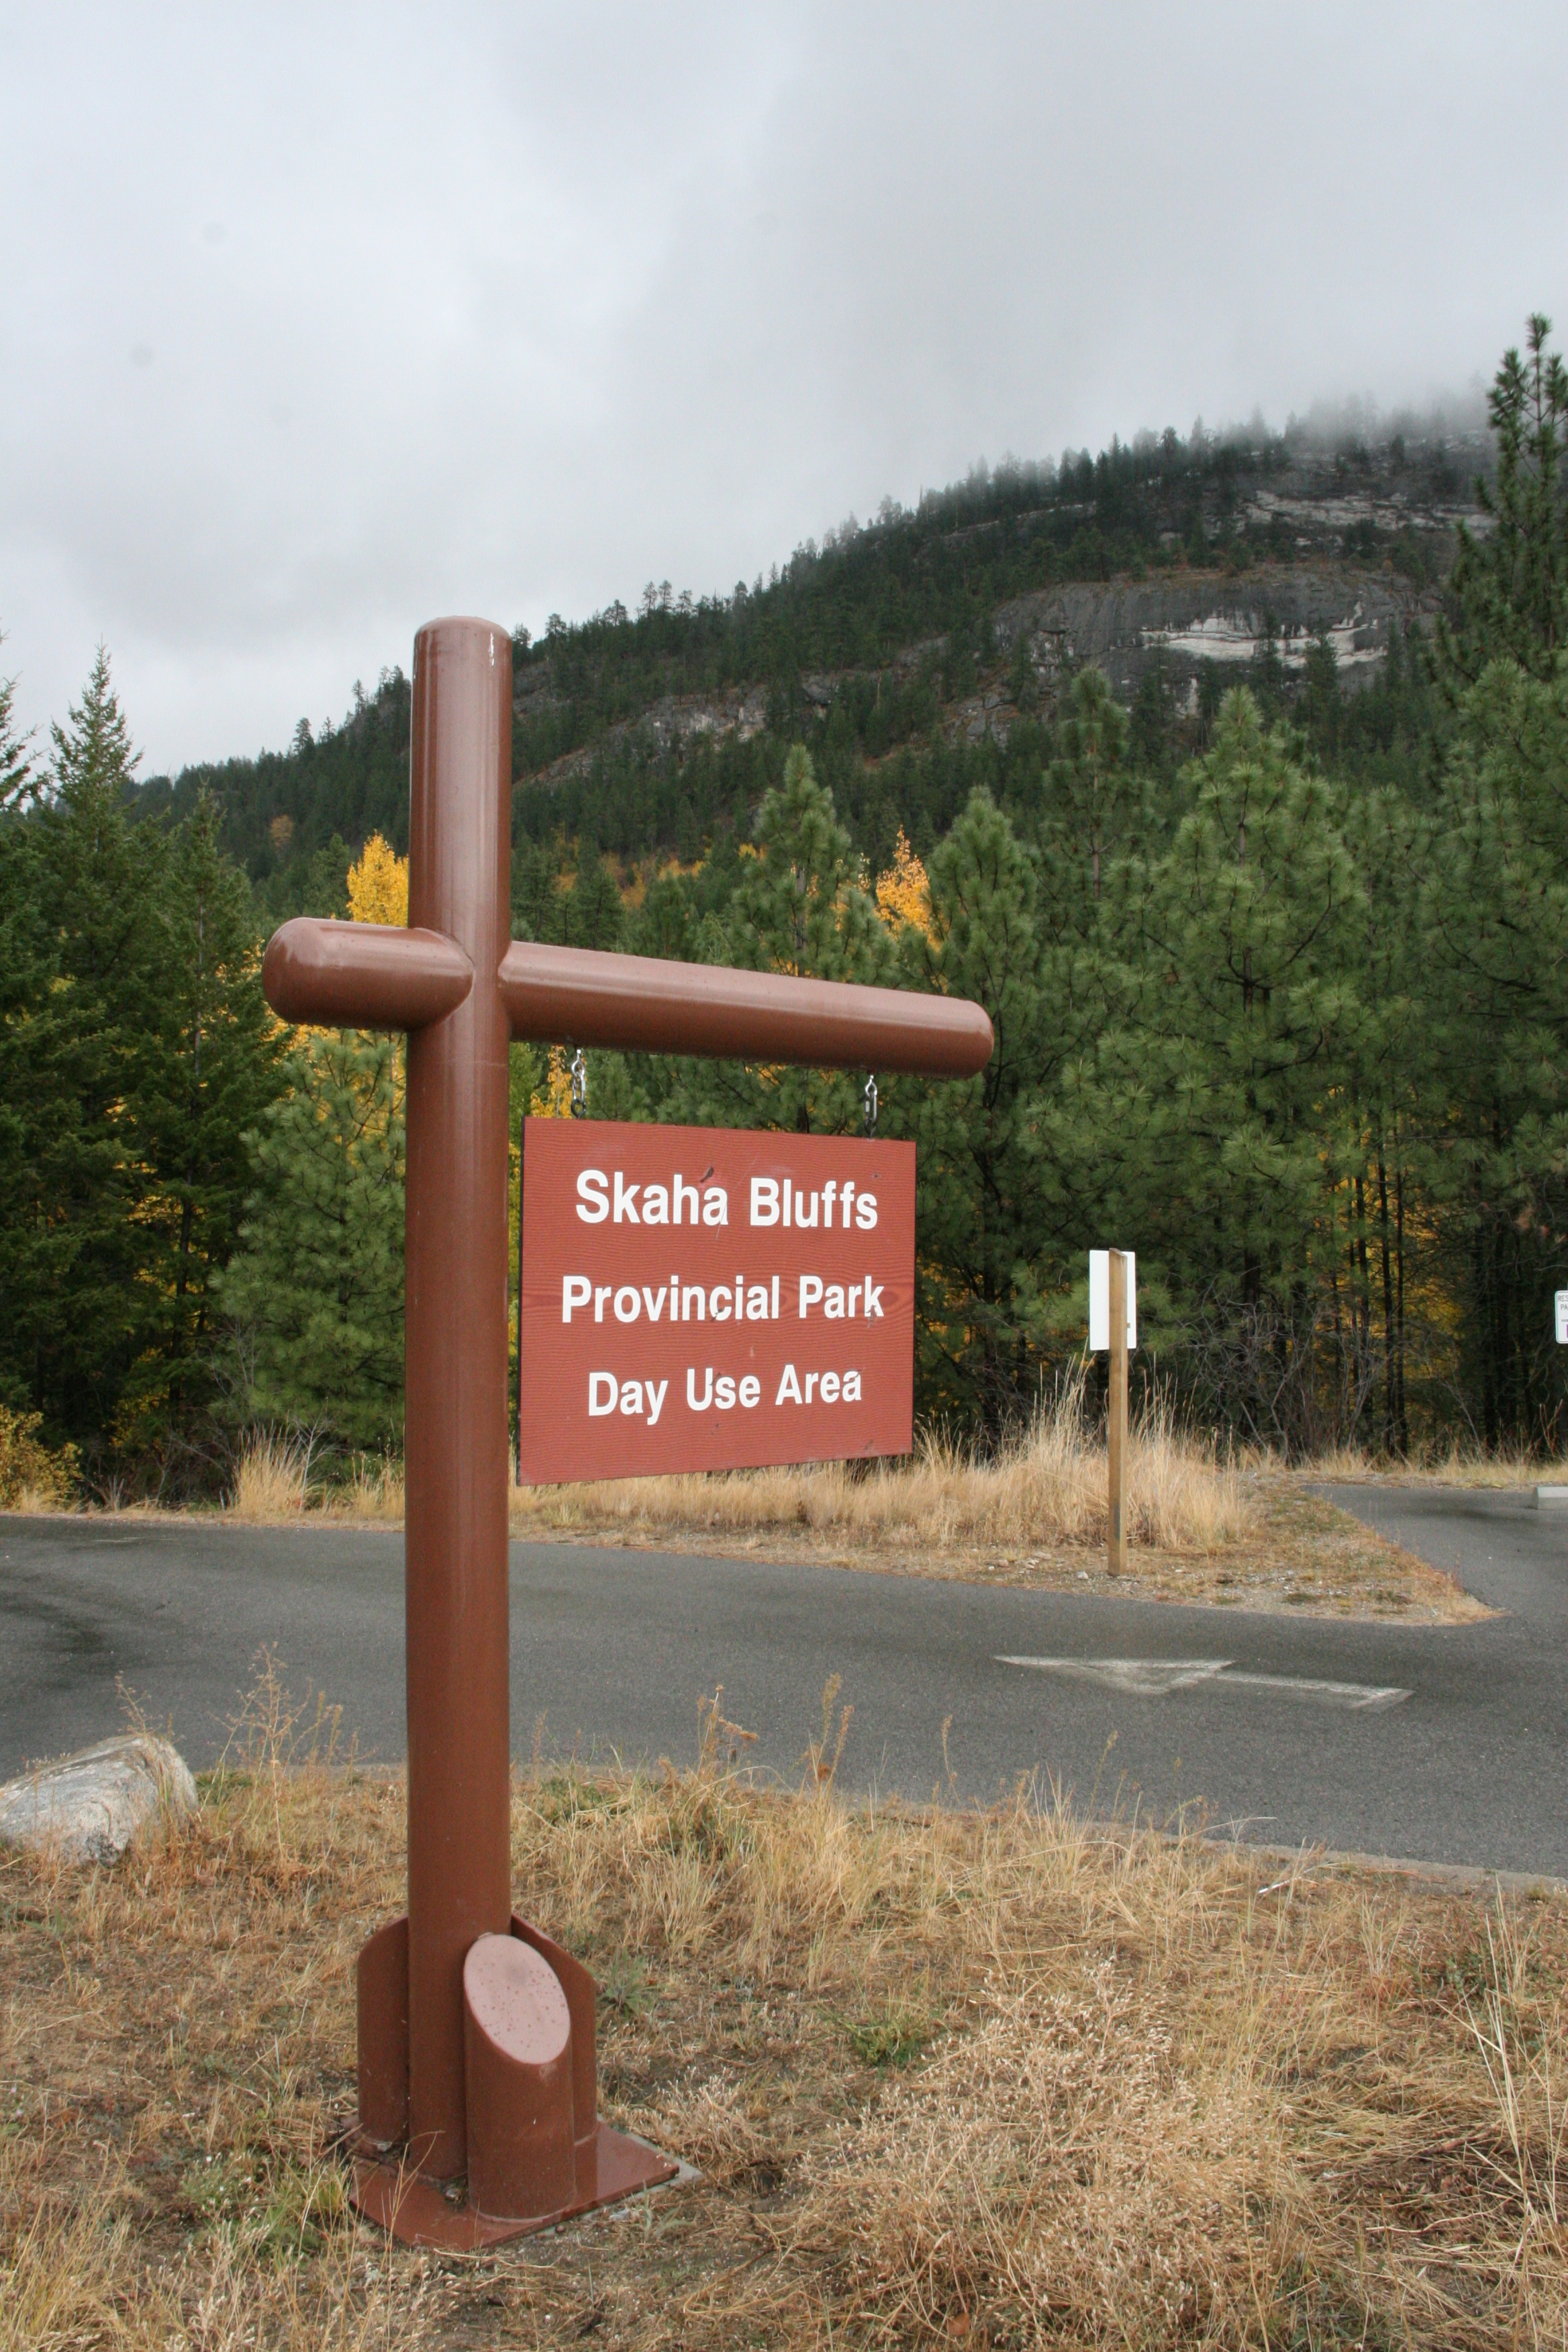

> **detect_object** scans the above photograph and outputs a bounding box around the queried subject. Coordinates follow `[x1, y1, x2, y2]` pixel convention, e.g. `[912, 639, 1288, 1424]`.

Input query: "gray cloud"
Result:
[2, 0, 1564, 773]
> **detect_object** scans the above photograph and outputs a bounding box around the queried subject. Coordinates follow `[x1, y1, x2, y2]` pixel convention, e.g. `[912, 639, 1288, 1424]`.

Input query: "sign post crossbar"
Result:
[260, 616, 992, 2248]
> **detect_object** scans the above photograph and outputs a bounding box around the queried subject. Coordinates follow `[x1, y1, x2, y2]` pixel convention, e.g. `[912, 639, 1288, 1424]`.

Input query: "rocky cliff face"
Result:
[518, 560, 1436, 778]
[993, 562, 1428, 710]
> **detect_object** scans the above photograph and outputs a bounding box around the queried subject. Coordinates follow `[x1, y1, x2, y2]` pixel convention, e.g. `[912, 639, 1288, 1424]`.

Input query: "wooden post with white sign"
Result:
[1107, 1248, 1129, 1576]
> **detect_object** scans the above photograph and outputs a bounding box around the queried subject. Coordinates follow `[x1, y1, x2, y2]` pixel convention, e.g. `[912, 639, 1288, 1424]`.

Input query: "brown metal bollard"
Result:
[261, 615, 994, 2247]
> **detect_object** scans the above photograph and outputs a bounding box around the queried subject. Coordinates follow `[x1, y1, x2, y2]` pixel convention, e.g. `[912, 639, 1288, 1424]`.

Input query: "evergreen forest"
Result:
[3, 319, 1567, 1497]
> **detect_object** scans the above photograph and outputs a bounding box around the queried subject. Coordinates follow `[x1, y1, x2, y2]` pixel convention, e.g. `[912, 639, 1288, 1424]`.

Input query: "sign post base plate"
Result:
[349, 2122, 683, 2249]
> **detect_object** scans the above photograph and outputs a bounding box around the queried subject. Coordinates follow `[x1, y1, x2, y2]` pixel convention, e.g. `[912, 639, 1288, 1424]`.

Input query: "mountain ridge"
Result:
[134, 418, 1483, 910]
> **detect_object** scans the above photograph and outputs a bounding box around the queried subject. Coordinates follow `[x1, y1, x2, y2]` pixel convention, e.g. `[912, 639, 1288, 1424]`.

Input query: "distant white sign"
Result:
[1555, 1290, 1568, 1345]
[1089, 1250, 1137, 1351]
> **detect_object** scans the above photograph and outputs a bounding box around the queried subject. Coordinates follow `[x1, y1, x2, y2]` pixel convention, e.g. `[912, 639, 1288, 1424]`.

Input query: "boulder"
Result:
[0, 1732, 199, 1865]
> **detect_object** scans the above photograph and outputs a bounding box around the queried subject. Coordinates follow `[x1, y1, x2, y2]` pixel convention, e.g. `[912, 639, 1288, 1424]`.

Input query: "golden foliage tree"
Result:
[875, 826, 932, 935]
[346, 833, 409, 926]
[530, 1044, 575, 1118]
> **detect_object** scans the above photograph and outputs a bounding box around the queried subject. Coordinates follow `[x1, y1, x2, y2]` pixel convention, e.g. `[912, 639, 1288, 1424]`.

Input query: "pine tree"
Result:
[565, 846, 626, 951]
[1301, 631, 1341, 758]
[1415, 315, 1568, 1444]
[214, 1032, 405, 1448]
[730, 747, 887, 983]
[123, 793, 284, 1461]
[511, 838, 568, 944]
[1420, 655, 1568, 1444]
[1118, 690, 1368, 1445]
[0, 649, 164, 1445]
[1128, 652, 1177, 784]
[50, 642, 142, 801]
[0, 628, 35, 811]
[909, 789, 1062, 1420]
[1040, 666, 1131, 918]
[665, 746, 891, 1135]
[1338, 781, 1428, 1455]
[1439, 313, 1568, 688]
[0, 654, 283, 1476]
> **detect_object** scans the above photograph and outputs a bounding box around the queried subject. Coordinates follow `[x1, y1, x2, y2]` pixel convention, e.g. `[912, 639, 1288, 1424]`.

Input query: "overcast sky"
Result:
[3, 3, 1565, 777]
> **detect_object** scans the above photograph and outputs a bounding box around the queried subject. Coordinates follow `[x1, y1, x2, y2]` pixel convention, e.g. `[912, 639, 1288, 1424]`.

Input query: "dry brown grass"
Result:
[227, 1427, 312, 1519]
[209, 1395, 1483, 1623]
[513, 1383, 1255, 1556]
[2, 1483, 66, 1515]
[227, 1434, 403, 1525]
[1306, 1435, 1568, 1489]
[230, 1380, 1258, 1555]
[2, 1667, 1563, 2349]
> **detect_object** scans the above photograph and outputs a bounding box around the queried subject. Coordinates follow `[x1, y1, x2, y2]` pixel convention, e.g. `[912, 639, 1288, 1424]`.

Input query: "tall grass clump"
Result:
[227, 1428, 313, 1519]
[515, 1365, 1257, 1555]
[226, 1432, 405, 1522]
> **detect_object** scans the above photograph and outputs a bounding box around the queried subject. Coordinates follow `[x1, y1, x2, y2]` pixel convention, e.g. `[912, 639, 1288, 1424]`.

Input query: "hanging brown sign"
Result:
[518, 1117, 916, 1483]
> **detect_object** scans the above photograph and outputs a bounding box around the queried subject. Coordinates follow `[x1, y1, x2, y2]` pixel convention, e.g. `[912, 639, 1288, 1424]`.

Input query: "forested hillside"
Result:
[141, 409, 1481, 906]
[3, 323, 1565, 1496]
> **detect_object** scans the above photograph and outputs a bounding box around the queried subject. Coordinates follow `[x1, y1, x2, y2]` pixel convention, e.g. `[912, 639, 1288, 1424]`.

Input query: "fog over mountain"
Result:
[1, 1, 1563, 773]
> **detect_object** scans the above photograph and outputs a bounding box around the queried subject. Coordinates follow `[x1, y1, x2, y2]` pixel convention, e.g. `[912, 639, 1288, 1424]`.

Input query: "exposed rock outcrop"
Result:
[992, 563, 1431, 704]
[518, 552, 1450, 785]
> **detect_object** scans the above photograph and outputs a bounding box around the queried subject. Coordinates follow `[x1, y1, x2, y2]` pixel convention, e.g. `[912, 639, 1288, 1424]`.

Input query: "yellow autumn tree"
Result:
[875, 827, 932, 935]
[347, 832, 409, 926]
[530, 1044, 575, 1118]
[336, 833, 409, 1118]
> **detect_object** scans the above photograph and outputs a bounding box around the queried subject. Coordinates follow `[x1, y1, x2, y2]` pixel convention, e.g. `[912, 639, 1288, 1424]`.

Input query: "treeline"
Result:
[138, 670, 412, 925]
[0, 322, 1562, 1493]
[508, 610, 1436, 897]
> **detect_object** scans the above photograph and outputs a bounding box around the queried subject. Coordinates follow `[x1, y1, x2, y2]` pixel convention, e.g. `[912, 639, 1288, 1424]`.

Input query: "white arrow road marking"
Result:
[997, 1657, 1231, 1698]
[995, 1657, 1410, 1710]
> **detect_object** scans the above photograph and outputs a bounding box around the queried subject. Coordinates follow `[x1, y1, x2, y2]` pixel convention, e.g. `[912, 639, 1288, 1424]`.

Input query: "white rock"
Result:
[0, 1733, 199, 1865]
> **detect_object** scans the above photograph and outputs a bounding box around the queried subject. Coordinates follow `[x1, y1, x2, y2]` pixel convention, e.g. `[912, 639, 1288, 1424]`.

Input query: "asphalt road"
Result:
[1, 1486, 1563, 1875]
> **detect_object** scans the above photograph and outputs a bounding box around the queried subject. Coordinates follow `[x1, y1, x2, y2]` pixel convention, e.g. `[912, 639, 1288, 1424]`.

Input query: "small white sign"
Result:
[1555, 1290, 1568, 1345]
[1089, 1250, 1137, 1351]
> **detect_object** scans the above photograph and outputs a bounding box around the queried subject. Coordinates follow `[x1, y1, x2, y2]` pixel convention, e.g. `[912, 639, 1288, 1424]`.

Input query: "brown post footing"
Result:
[356, 1916, 410, 2148]
[509, 1913, 599, 2194]
[348, 2120, 680, 2249]
[463, 1934, 576, 2220]
[348, 1910, 680, 2243]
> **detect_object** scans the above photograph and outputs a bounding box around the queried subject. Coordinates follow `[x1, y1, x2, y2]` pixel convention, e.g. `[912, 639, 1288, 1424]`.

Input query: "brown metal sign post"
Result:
[262, 616, 993, 2249]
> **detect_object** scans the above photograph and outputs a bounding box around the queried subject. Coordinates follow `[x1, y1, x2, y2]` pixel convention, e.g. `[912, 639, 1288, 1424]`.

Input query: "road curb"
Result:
[1213, 1834, 1567, 1900]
